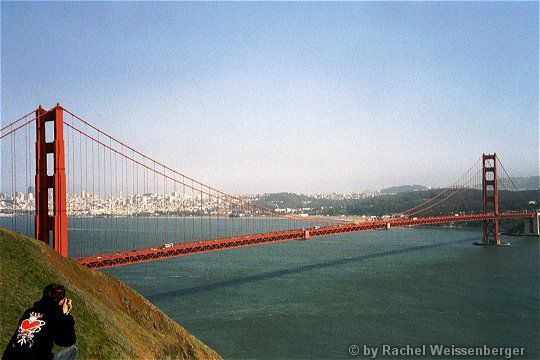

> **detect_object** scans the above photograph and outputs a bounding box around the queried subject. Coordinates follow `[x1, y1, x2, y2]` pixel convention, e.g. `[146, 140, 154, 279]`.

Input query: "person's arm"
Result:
[53, 313, 76, 347]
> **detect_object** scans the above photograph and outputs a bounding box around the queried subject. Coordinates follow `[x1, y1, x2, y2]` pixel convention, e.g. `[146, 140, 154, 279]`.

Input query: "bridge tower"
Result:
[482, 153, 499, 245]
[35, 104, 68, 257]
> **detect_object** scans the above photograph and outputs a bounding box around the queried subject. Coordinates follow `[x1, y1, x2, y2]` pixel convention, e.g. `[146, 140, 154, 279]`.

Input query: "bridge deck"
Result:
[75, 212, 535, 269]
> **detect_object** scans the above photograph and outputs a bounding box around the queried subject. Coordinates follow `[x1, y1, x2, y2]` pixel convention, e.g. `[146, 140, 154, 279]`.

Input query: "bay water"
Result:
[101, 227, 539, 359]
[2, 216, 538, 358]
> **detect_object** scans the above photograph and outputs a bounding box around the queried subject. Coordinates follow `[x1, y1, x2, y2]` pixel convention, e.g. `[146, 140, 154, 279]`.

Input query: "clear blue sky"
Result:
[1, 2, 538, 193]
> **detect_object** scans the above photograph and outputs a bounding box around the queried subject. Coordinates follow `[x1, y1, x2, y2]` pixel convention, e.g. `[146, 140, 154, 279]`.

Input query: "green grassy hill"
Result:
[0, 228, 220, 359]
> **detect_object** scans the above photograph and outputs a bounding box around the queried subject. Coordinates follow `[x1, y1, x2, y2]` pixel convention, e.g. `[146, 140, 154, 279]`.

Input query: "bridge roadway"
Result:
[75, 212, 535, 269]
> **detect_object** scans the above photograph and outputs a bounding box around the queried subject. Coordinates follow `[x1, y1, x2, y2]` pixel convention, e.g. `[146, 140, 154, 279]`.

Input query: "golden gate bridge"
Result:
[1, 104, 537, 269]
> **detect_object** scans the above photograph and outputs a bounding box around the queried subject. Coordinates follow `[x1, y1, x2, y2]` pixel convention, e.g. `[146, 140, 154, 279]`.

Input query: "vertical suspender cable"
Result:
[224, 195, 228, 237]
[183, 176, 186, 244]
[131, 149, 135, 248]
[107, 138, 111, 251]
[11, 130, 16, 231]
[145, 163, 148, 248]
[199, 184, 203, 241]
[114, 142, 118, 250]
[216, 191, 220, 240]
[103, 136, 107, 250]
[85, 125, 89, 255]
[174, 172, 178, 243]
[25, 122, 29, 236]
[79, 130, 82, 257]
[191, 180, 195, 241]
[92, 133, 96, 254]
[207, 186, 211, 239]
[135, 150, 139, 248]
[71, 121, 75, 255]
[97, 133, 102, 254]
[125, 150, 129, 249]
[164, 165, 167, 245]
[154, 162, 157, 245]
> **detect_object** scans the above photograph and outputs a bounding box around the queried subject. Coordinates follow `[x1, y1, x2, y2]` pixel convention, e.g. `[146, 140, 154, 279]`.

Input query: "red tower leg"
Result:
[35, 104, 68, 257]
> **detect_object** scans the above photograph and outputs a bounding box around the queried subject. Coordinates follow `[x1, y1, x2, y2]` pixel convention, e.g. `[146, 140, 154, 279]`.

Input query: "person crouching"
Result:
[2, 283, 78, 360]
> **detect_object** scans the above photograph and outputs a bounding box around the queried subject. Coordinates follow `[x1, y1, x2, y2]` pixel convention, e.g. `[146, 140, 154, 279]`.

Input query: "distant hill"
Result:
[380, 185, 427, 195]
[345, 189, 539, 217]
[499, 176, 539, 190]
[379, 177, 539, 194]
[257, 192, 313, 209]
[254, 189, 538, 218]
[0, 228, 220, 359]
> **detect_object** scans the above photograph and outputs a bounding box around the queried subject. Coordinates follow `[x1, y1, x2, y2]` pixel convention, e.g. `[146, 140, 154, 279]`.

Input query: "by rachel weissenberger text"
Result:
[348, 344, 526, 359]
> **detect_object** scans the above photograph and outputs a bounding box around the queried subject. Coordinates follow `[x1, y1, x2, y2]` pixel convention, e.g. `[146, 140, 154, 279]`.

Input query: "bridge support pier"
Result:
[35, 104, 68, 257]
[523, 210, 540, 236]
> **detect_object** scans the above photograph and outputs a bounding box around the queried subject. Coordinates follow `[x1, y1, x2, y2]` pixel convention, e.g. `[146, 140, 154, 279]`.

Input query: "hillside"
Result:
[0, 228, 220, 359]
[255, 189, 538, 217]
[500, 176, 539, 190]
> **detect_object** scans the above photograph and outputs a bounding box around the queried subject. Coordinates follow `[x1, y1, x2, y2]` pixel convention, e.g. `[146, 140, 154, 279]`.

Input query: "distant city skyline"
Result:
[1, 2, 538, 194]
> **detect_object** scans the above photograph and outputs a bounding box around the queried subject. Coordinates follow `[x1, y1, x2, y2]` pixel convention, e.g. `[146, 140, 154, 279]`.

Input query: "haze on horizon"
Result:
[1, 2, 538, 195]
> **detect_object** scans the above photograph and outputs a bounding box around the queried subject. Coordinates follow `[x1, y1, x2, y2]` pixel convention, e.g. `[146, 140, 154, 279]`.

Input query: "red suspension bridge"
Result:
[1, 104, 537, 269]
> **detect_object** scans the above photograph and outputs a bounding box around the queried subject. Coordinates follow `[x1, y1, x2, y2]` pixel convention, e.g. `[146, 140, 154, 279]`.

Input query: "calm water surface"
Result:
[100, 227, 539, 359]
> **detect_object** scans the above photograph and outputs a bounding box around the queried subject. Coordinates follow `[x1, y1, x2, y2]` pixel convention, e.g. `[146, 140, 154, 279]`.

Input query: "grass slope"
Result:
[0, 228, 220, 359]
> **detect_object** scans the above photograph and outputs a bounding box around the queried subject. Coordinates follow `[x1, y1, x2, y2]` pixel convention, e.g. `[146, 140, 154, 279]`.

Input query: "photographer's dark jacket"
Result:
[2, 298, 76, 360]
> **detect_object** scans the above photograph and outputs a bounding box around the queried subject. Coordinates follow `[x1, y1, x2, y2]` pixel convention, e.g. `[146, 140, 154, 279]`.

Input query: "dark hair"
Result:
[42, 284, 66, 303]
